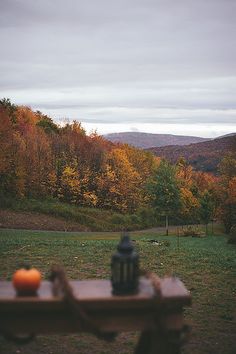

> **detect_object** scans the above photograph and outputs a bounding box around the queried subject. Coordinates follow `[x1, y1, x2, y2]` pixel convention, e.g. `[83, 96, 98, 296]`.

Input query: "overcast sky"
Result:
[1, 0, 236, 137]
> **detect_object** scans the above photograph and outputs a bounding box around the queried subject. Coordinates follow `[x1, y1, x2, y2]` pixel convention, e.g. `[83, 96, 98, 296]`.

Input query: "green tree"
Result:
[0, 98, 17, 123]
[219, 153, 236, 180]
[199, 190, 215, 235]
[147, 160, 181, 235]
[36, 111, 59, 134]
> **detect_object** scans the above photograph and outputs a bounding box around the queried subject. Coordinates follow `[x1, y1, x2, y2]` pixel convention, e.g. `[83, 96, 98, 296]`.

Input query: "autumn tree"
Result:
[176, 158, 200, 224]
[14, 107, 54, 197]
[0, 107, 15, 197]
[0, 98, 17, 123]
[97, 148, 142, 212]
[218, 154, 236, 233]
[122, 144, 158, 207]
[123, 144, 158, 183]
[58, 165, 81, 203]
[0, 108, 12, 173]
[2, 98, 227, 226]
[147, 160, 181, 235]
[0, 106, 28, 197]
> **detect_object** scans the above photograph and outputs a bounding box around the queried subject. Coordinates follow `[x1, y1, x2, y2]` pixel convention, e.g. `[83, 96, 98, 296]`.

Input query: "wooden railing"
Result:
[0, 276, 191, 354]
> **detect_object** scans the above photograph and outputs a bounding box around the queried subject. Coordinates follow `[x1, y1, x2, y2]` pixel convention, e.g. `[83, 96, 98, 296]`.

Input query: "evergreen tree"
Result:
[0, 98, 17, 123]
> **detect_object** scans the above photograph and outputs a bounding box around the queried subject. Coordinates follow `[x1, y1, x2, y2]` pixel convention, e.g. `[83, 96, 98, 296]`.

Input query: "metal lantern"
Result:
[111, 232, 139, 295]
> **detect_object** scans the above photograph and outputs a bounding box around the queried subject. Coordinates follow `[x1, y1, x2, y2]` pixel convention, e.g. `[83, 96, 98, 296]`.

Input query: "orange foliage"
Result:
[1, 100, 234, 221]
[192, 171, 219, 194]
[97, 148, 143, 212]
[0, 108, 13, 174]
[0, 102, 157, 212]
[228, 177, 236, 203]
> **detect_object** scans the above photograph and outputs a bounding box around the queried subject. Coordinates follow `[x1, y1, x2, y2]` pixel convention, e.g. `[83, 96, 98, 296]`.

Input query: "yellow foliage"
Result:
[83, 192, 98, 206]
[96, 148, 145, 212]
[176, 163, 194, 189]
[180, 187, 200, 216]
[60, 166, 81, 203]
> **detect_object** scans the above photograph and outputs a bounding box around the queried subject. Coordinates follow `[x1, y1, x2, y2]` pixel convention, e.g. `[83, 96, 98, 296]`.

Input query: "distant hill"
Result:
[147, 135, 236, 173]
[103, 132, 209, 149]
[215, 132, 236, 139]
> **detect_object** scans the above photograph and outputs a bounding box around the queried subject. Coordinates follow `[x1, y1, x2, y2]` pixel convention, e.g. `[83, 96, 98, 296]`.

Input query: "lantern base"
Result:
[111, 282, 139, 296]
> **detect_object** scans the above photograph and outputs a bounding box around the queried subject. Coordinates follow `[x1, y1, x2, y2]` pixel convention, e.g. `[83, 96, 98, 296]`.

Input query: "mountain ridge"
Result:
[103, 131, 210, 148]
[147, 135, 236, 173]
[103, 131, 236, 173]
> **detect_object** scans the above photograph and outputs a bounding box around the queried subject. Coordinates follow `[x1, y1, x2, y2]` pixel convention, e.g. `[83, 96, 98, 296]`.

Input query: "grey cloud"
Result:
[0, 0, 236, 134]
[40, 104, 236, 126]
[8, 77, 235, 111]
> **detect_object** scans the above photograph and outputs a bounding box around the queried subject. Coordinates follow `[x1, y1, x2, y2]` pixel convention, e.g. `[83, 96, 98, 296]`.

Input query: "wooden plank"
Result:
[0, 277, 191, 334]
[159, 277, 191, 307]
[0, 278, 155, 299]
[1, 310, 157, 333]
[0, 277, 191, 311]
[0, 277, 190, 303]
[0, 278, 157, 311]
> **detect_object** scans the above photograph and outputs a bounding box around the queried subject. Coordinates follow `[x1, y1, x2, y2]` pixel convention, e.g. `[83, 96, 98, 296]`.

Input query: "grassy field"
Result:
[0, 228, 236, 353]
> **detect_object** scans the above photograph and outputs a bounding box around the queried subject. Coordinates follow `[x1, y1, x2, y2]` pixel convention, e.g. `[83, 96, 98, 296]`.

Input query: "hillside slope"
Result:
[0, 198, 157, 232]
[103, 132, 209, 148]
[147, 135, 236, 173]
[0, 209, 88, 232]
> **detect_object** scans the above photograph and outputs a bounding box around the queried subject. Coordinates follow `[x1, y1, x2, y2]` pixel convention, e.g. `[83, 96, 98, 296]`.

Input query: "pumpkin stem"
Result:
[20, 263, 31, 270]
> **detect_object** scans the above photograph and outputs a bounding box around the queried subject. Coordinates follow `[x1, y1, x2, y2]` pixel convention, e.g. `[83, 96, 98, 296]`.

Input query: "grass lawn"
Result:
[0, 228, 236, 353]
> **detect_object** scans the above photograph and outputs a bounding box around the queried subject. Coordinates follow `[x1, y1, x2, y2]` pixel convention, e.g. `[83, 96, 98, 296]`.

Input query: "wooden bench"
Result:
[0, 276, 191, 353]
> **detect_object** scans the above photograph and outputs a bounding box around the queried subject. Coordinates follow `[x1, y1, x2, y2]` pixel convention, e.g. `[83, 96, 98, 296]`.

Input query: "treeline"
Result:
[0, 98, 235, 232]
[147, 157, 236, 234]
[0, 99, 156, 213]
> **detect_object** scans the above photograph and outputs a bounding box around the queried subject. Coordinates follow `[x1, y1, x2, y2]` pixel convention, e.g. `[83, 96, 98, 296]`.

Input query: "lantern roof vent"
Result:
[117, 233, 134, 253]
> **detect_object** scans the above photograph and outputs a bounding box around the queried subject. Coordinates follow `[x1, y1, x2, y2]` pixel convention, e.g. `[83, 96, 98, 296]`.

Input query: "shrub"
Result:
[228, 225, 236, 244]
[179, 225, 205, 238]
[136, 207, 158, 228]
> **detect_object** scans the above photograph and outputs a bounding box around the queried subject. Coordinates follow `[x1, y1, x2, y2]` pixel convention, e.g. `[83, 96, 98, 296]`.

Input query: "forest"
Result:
[148, 134, 236, 173]
[0, 98, 236, 234]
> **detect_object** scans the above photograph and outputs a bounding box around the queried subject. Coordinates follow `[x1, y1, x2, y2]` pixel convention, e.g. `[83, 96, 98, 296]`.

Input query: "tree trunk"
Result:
[165, 215, 169, 236]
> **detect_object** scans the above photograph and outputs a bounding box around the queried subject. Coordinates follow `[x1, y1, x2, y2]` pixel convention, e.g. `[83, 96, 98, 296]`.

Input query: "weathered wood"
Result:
[159, 277, 190, 306]
[0, 277, 191, 337]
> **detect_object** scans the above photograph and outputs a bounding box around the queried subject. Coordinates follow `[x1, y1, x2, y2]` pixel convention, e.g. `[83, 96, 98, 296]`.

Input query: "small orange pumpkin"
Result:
[12, 267, 42, 295]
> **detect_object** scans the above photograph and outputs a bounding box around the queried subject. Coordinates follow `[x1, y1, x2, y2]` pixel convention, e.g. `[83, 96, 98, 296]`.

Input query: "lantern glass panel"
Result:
[111, 233, 139, 295]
